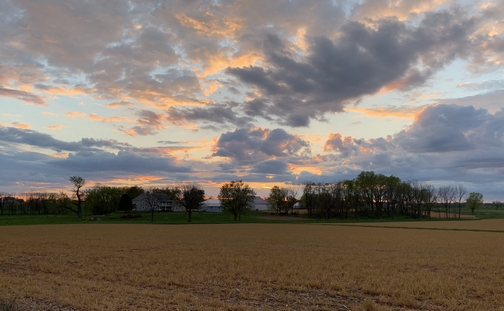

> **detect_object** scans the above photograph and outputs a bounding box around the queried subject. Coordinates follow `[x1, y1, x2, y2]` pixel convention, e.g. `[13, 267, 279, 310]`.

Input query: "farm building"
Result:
[198, 197, 268, 213]
[132, 193, 183, 212]
[202, 199, 222, 212]
[252, 196, 269, 211]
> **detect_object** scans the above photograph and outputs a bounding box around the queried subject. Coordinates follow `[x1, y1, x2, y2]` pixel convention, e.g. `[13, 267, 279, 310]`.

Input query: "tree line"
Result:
[282, 171, 490, 219]
[0, 177, 258, 223]
[0, 171, 498, 221]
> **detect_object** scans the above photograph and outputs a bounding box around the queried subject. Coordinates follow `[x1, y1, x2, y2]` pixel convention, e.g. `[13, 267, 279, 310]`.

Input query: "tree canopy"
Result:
[466, 192, 484, 214]
[219, 180, 256, 221]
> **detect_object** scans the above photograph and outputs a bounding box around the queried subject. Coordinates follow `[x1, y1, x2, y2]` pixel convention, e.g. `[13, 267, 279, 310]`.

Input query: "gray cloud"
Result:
[252, 159, 288, 174]
[167, 102, 253, 127]
[212, 127, 310, 165]
[50, 150, 191, 174]
[0, 126, 195, 191]
[0, 87, 45, 105]
[320, 104, 504, 195]
[226, 9, 475, 126]
[394, 104, 493, 153]
[0, 126, 132, 153]
[123, 110, 166, 136]
[437, 89, 504, 114]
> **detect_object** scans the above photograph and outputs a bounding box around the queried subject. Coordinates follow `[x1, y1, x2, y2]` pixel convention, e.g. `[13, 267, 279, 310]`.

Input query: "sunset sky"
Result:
[1, 0, 503, 200]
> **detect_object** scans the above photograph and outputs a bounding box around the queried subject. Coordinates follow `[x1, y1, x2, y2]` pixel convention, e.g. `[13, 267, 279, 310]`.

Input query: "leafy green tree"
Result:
[85, 185, 123, 215]
[176, 184, 205, 222]
[69, 176, 85, 218]
[118, 194, 133, 212]
[54, 192, 75, 215]
[267, 186, 287, 214]
[219, 180, 256, 221]
[152, 187, 180, 201]
[466, 192, 484, 214]
[124, 186, 144, 200]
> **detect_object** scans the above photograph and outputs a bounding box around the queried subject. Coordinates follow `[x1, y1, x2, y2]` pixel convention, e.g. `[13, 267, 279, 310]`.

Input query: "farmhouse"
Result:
[132, 193, 183, 212]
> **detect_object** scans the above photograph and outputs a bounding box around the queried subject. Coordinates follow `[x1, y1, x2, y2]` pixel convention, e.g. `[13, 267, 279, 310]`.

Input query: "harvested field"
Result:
[339, 218, 504, 232]
[1, 224, 504, 310]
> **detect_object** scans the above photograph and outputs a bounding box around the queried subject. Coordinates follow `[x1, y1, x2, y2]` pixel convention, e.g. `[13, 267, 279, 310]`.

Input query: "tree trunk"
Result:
[77, 192, 83, 218]
[188, 209, 192, 222]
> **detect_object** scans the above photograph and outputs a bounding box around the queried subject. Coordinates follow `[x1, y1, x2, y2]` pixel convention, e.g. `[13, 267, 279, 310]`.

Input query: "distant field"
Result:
[2, 223, 504, 310]
[337, 218, 504, 232]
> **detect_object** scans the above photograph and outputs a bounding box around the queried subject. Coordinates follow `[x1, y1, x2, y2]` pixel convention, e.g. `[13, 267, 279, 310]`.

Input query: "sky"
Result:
[0, 0, 503, 201]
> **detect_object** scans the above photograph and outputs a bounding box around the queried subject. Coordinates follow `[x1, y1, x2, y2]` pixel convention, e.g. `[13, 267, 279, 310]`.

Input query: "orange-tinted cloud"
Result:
[46, 124, 62, 130]
[288, 164, 323, 175]
[324, 133, 355, 151]
[105, 101, 134, 109]
[345, 105, 426, 119]
[0, 122, 31, 129]
[352, 0, 450, 22]
[65, 111, 86, 118]
[88, 113, 133, 123]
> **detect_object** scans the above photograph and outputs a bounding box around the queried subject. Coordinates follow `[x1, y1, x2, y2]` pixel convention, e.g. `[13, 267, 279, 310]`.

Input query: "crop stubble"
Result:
[1, 222, 504, 310]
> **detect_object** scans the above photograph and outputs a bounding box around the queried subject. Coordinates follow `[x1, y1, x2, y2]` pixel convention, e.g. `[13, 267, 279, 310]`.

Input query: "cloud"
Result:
[105, 101, 134, 109]
[46, 124, 62, 130]
[212, 127, 310, 165]
[457, 80, 504, 92]
[0, 122, 31, 130]
[394, 104, 492, 153]
[350, 0, 450, 21]
[226, 9, 475, 126]
[88, 113, 132, 123]
[167, 102, 254, 127]
[122, 110, 166, 136]
[0, 126, 196, 190]
[251, 159, 288, 174]
[0, 88, 46, 105]
[321, 104, 504, 189]
[65, 112, 87, 118]
[345, 105, 427, 119]
[0, 126, 132, 153]
[49, 150, 191, 174]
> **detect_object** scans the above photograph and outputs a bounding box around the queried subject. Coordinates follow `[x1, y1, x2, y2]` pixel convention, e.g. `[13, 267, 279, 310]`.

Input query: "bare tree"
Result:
[144, 191, 159, 223]
[69, 176, 86, 218]
[455, 185, 467, 219]
[438, 186, 456, 219]
[421, 184, 437, 218]
[285, 188, 299, 214]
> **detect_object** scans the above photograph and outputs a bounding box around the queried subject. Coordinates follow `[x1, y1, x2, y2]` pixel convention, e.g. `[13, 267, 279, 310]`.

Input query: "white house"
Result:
[132, 193, 183, 212]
